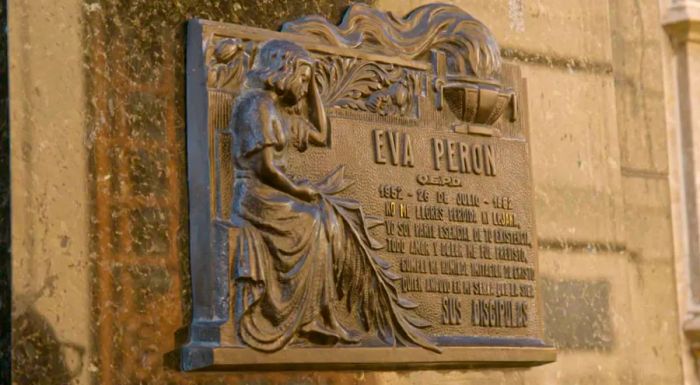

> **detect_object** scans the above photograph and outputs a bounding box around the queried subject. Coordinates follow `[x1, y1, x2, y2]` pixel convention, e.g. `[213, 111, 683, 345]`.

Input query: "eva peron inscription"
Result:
[178, 3, 555, 370]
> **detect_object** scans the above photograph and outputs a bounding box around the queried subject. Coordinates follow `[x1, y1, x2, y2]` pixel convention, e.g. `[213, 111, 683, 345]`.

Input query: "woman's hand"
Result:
[298, 185, 320, 202]
[296, 180, 320, 202]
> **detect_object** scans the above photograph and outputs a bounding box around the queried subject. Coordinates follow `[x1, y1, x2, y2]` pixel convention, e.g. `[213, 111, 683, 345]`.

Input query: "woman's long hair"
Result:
[246, 39, 314, 96]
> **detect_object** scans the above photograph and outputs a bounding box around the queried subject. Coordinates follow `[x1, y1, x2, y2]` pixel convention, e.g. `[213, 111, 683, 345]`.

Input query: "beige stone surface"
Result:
[610, 0, 672, 173]
[522, 64, 624, 245]
[9, 0, 92, 383]
[377, 0, 614, 65]
[529, 249, 638, 385]
[664, 1, 700, 384]
[620, 176, 677, 262]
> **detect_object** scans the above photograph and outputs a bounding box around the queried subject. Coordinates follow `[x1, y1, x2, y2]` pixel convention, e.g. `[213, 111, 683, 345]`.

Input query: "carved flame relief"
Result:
[282, 3, 502, 81]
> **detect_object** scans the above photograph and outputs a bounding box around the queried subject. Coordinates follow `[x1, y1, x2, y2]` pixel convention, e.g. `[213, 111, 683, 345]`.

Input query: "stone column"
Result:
[664, 0, 700, 375]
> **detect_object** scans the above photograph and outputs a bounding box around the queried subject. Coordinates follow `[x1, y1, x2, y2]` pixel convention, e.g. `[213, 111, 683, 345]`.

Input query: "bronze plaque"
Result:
[178, 3, 555, 370]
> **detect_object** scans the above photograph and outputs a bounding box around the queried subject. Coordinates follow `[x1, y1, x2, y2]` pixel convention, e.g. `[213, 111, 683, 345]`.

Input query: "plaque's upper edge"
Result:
[282, 3, 502, 81]
[195, 18, 431, 70]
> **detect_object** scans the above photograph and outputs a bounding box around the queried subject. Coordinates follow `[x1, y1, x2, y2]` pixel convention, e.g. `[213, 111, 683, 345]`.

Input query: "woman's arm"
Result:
[257, 146, 318, 202]
[306, 69, 329, 146]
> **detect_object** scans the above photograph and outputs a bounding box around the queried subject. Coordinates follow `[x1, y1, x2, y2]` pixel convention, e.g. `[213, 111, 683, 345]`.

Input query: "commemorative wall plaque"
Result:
[178, 3, 556, 370]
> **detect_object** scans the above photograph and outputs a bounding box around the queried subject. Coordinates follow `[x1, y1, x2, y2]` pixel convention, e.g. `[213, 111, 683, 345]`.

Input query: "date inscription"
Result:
[370, 131, 536, 331]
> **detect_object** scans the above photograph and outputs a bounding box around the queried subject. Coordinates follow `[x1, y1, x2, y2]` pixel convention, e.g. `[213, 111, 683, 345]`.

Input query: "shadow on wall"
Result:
[12, 307, 85, 385]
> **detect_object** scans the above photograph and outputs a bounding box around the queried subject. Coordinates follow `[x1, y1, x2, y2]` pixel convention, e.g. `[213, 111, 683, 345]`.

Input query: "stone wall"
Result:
[8, 0, 690, 384]
[0, 0, 9, 382]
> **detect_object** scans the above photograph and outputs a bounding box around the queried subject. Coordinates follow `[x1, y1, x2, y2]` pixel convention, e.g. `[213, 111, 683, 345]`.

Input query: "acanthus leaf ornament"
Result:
[314, 56, 417, 117]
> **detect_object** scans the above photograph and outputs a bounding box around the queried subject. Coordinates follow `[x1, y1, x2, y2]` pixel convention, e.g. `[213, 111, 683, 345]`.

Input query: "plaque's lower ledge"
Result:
[177, 345, 556, 371]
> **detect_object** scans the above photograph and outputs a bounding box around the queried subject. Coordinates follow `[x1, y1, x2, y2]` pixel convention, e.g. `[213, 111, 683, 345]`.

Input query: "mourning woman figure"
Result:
[229, 39, 436, 352]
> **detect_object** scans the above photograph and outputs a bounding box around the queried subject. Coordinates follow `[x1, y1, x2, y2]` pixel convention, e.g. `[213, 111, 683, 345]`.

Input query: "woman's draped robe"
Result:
[229, 90, 437, 352]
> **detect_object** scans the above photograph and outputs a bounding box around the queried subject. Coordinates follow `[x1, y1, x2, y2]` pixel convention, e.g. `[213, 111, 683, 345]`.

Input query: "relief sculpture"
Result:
[228, 39, 436, 352]
[179, 2, 554, 371]
[314, 56, 417, 117]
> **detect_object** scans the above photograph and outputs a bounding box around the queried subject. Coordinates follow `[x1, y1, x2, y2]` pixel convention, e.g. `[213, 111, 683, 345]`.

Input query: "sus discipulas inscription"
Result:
[177, 3, 555, 370]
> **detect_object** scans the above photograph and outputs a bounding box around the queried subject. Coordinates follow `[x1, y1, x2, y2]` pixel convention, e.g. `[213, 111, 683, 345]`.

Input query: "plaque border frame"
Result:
[177, 15, 556, 371]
